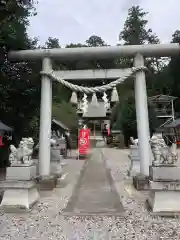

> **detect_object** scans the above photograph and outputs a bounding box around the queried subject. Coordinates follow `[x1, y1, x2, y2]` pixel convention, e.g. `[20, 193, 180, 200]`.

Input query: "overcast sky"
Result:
[28, 0, 180, 46]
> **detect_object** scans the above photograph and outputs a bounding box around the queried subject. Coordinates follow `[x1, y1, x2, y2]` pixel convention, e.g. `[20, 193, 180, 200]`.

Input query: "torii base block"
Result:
[133, 173, 149, 190]
[37, 175, 57, 191]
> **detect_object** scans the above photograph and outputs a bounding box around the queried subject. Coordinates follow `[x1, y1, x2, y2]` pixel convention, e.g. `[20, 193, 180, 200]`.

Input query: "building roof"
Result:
[149, 94, 177, 102]
[163, 119, 180, 128]
[52, 119, 69, 131]
[83, 102, 107, 118]
[0, 121, 13, 132]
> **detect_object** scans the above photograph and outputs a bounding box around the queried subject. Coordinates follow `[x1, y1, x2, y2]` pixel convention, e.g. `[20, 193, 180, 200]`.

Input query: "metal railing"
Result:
[154, 108, 173, 116]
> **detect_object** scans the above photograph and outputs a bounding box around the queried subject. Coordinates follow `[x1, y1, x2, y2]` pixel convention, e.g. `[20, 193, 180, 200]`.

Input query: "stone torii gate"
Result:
[8, 43, 180, 181]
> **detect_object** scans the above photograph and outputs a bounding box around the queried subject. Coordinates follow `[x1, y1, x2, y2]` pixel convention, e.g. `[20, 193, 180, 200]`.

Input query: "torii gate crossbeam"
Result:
[8, 43, 180, 60]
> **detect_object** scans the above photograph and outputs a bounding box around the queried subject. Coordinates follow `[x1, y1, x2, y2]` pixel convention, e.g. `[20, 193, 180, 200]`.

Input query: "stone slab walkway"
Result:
[63, 148, 124, 216]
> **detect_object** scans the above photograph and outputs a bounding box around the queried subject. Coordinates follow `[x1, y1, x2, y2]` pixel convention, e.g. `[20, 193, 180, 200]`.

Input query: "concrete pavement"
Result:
[63, 148, 124, 216]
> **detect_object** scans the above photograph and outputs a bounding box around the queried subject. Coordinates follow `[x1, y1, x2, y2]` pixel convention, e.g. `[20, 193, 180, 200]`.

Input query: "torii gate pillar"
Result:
[39, 58, 52, 177]
[134, 54, 150, 176]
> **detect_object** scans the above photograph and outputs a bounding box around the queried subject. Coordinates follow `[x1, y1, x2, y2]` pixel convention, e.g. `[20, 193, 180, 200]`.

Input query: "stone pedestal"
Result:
[128, 145, 140, 176]
[6, 165, 36, 180]
[33, 158, 39, 176]
[128, 144, 154, 177]
[50, 148, 62, 177]
[147, 165, 180, 216]
[51, 148, 61, 161]
[0, 164, 39, 211]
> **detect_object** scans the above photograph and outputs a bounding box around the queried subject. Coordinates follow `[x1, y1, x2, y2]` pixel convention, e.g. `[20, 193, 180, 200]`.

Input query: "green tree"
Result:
[112, 96, 157, 146]
[52, 101, 78, 129]
[64, 43, 88, 70]
[113, 96, 137, 146]
[85, 35, 116, 77]
[86, 35, 106, 47]
[119, 6, 161, 73]
[0, 0, 40, 142]
[111, 6, 161, 142]
[43, 37, 72, 103]
[45, 37, 60, 49]
[168, 30, 180, 115]
[119, 6, 159, 45]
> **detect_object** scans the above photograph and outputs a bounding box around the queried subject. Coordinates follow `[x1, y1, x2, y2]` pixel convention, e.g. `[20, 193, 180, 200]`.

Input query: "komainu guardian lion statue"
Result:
[9, 137, 34, 165]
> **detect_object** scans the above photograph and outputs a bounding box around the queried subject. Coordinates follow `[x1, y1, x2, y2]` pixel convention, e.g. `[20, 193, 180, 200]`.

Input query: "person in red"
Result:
[106, 123, 111, 136]
[0, 135, 4, 147]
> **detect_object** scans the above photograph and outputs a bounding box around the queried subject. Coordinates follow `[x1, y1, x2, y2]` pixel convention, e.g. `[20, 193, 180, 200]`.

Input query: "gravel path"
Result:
[102, 148, 180, 240]
[0, 148, 180, 239]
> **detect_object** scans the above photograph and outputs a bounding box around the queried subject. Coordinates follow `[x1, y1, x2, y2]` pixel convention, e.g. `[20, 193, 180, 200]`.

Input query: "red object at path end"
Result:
[107, 127, 110, 136]
[78, 129, 90, 155]
[0, 136, 4, 147]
